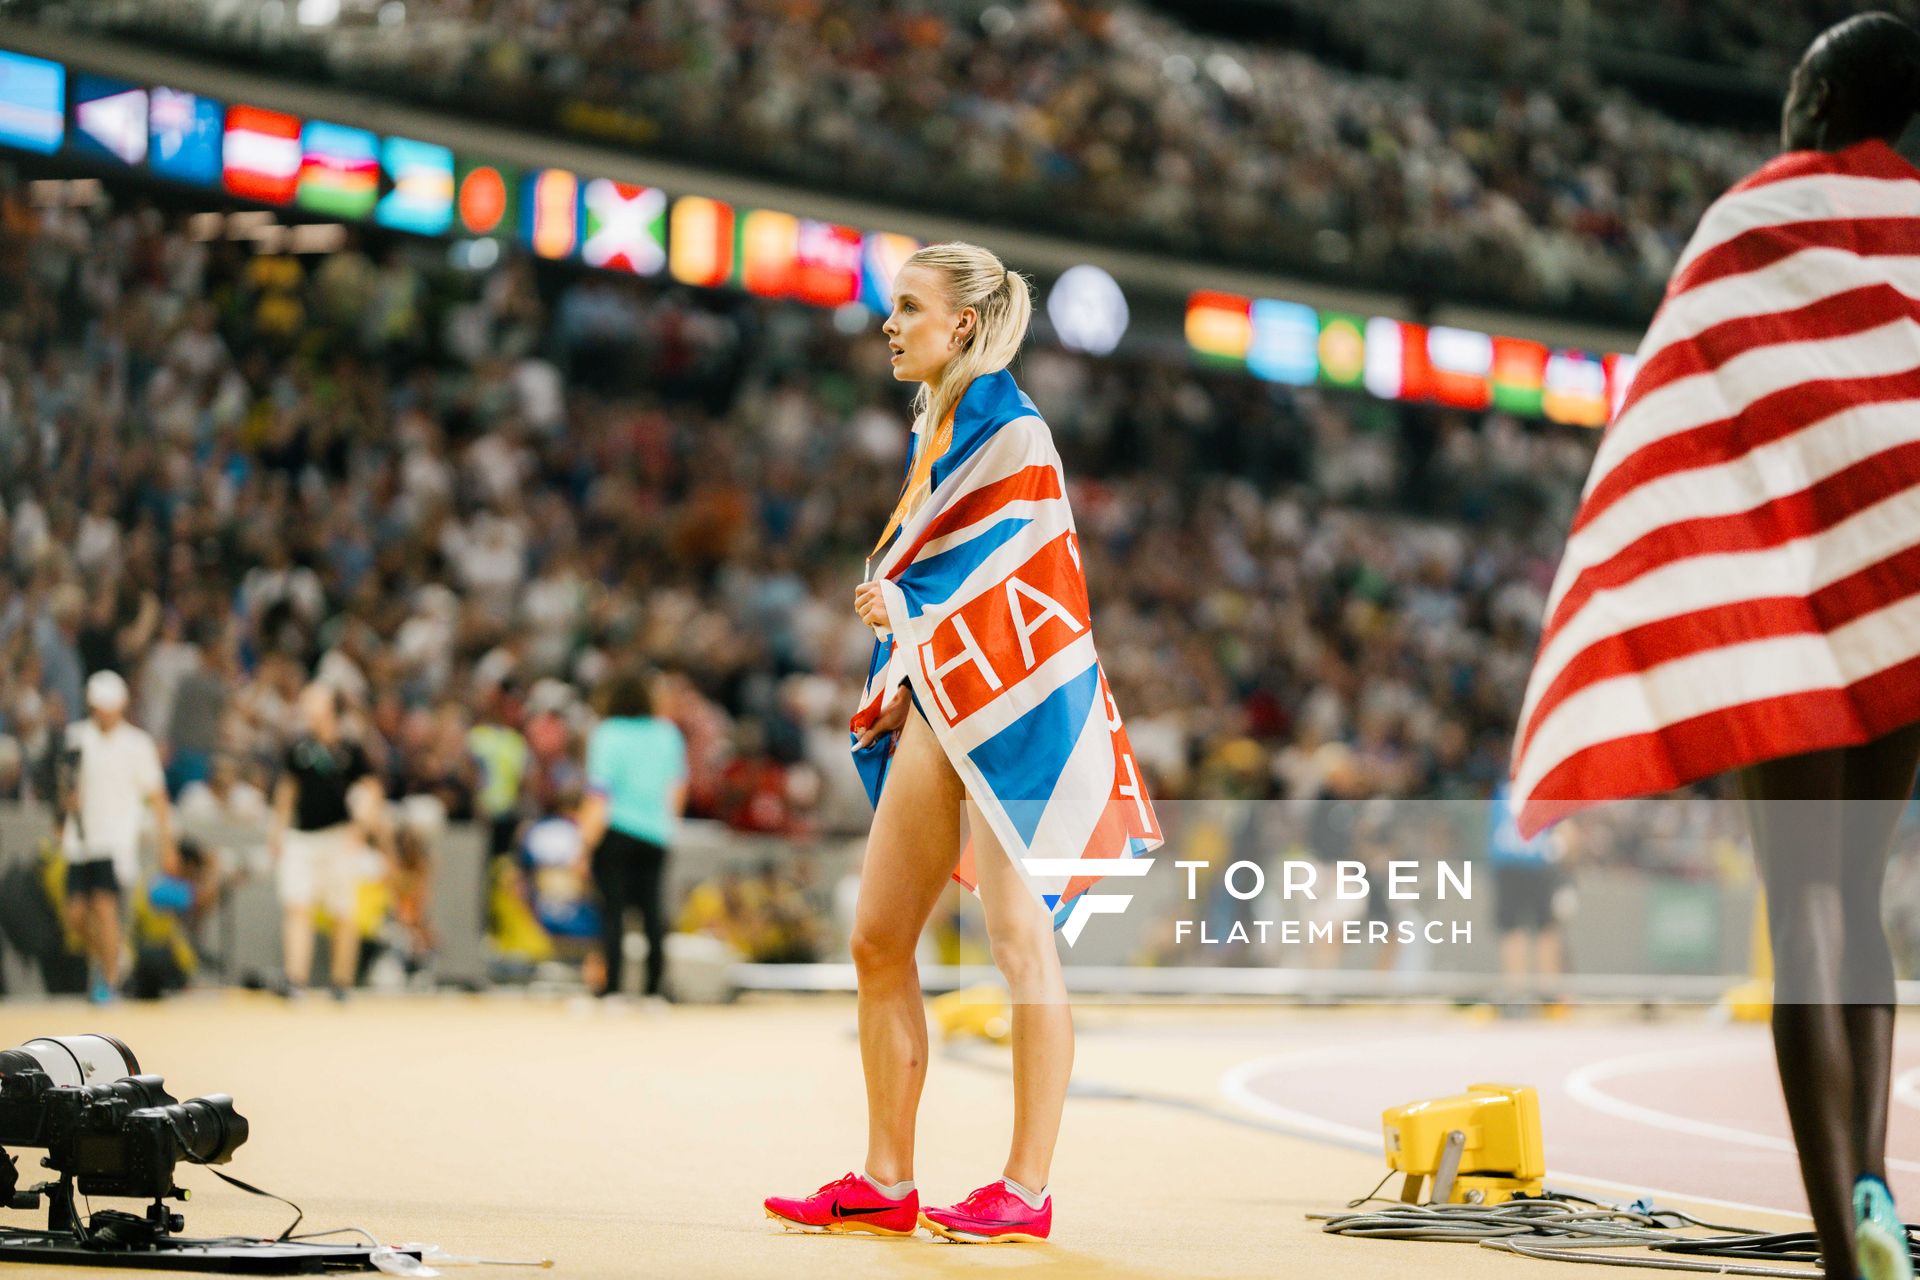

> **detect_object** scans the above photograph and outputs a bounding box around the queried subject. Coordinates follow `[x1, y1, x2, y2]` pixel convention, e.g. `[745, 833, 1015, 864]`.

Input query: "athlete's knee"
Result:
[1841, 923, 1897, 998]
[1766, 880, 1845, 946]
[987, 924, 1055, 991]
[850, 922, 918, 977]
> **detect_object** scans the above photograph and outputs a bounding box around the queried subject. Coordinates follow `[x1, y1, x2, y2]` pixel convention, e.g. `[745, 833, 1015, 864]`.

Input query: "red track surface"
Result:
[1220, 1017, 1920, 1218]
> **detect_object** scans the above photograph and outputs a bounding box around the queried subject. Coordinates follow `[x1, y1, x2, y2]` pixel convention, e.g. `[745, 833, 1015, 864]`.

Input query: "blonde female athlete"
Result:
[764, 242, 1159, 1243]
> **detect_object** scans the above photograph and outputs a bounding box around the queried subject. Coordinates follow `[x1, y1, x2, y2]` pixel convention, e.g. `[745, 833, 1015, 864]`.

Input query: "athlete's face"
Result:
[882, 263, 975, 385]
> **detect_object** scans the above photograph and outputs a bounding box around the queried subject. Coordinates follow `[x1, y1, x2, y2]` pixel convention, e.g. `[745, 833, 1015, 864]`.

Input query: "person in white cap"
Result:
[61, 669, 180, 1003]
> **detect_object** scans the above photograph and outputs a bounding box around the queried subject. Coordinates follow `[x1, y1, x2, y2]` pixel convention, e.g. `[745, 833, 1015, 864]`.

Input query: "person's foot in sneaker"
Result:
[1854, 1174, 1914, 1280]
[921, 1177, 1051, 1243]
[764, 1171, 918, 1236]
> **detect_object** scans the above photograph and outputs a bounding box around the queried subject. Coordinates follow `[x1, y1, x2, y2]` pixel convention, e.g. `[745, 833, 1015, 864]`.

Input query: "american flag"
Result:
[852, 370, 1161, 928]
[1511, 139, 1920, 839]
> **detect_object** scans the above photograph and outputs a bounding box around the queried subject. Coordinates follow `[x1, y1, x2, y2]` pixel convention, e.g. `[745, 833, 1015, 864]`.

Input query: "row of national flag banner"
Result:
[666, 197, 917, 310]
[0, 45, 927, 314]
[1186, 290, 1637, 427]
[4, 44, 1642, 428]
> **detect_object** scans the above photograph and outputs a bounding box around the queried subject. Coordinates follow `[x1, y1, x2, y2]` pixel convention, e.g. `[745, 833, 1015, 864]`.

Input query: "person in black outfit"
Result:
[269, 683, 397, 998]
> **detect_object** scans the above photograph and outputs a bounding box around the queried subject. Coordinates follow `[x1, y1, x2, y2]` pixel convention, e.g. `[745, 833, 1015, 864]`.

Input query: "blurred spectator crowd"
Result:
[1212, 0, 1915, 96]
[0, 168, 1598, 851]
[43, 0, 1785, 321]
[1, 162, 1917, 983]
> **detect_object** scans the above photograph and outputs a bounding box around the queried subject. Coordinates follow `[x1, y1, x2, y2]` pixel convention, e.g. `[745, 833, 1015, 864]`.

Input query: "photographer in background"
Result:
[62, 670, 180, 1004]
[270, 683, 397, 1000]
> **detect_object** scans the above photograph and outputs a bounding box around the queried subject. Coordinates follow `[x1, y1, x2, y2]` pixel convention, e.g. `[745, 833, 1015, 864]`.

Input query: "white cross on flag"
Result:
[581, 179, 666, 276]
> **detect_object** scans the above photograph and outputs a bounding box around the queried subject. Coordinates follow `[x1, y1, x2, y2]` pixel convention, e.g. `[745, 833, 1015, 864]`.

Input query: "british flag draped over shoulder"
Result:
[851, 369, 1162, 930]
[1511, 139, 1920, 839]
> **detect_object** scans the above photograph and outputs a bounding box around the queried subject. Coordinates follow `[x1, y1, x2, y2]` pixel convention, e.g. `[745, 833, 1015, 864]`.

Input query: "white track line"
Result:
[1219, 1045, 1814, 1222]
[1566, 1045, 1920, 1175]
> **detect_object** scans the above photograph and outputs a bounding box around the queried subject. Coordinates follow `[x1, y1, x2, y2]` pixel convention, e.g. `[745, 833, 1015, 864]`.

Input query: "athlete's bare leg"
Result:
[66, 892, 92, 970]
[969, 795, 1071, 1192]
[328, 910, 360, 991]
[91, 892, 121, 986]
[851, 709, 964, 1187]
[1740, 720, 1920, 1280]
[1837, 721, 1920, 1183]
[282, 905, 316, 987]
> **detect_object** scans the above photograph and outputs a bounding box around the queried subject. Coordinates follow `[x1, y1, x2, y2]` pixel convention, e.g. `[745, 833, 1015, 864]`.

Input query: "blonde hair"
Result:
[903, 242, 1033, 434]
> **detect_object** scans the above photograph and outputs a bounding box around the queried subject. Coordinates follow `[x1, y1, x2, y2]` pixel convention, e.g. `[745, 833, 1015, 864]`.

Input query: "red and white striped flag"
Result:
[1511, 139, 1920, 838]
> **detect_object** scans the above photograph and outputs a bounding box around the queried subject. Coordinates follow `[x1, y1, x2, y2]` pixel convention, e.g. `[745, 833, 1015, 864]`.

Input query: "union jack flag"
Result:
[852, 370, 1162, 930]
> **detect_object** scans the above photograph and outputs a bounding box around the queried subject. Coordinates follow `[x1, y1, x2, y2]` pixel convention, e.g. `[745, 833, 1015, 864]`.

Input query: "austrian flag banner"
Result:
[851, 370, 1162, 935]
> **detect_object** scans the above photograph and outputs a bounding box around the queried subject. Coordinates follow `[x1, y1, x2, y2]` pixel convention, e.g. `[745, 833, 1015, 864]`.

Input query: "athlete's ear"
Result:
[1806, 74, 1832, 120]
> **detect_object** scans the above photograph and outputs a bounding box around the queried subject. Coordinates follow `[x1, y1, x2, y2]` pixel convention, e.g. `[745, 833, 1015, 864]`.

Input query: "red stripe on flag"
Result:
[1516, 646, 1920, 839]
[884, 465, 1061, 579]
[1726, 140, 1920, 195]
[1668, 219, 1919, 299]
[1520, 534, 1920, 763]
[1615, 282, 1920, 427]
[1575, 365, 1920, 539]
[1546, 437, 1920, 659]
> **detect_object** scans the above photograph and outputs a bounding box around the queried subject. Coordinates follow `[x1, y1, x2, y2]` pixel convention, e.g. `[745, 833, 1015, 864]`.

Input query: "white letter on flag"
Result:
[922, 616, 1002, 720]
[1004, 576, 1085, 670]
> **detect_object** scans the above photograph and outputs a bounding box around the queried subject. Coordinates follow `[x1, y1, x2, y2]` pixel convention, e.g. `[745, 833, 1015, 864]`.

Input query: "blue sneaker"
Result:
[1854, 1175, 1914, 1280]
[88, 975, 114, 1005]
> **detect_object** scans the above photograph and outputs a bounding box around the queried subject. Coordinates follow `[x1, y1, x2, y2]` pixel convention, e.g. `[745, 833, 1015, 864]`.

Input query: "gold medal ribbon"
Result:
[870, 400, 958, 562]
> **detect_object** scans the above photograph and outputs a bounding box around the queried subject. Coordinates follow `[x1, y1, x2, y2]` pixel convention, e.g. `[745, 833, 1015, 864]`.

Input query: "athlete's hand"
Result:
[855, 684, 911, 752]
[854, 581, 890, 629]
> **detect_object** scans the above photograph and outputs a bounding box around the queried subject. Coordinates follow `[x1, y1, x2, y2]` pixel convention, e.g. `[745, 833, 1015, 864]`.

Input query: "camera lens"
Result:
[149, 1096, 249, 1165]
[0, 1036, 140, 1088]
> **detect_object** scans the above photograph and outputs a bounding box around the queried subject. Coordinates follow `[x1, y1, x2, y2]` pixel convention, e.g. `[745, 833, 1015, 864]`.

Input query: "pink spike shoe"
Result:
[921, 1179, 1052, 1243]
[764, 1171, 918, 1236]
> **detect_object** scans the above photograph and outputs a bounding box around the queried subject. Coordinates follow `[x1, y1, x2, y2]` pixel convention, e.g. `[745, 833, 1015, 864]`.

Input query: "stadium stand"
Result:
[34, 0, 1778, 321]
[0, 163, 1586, 844]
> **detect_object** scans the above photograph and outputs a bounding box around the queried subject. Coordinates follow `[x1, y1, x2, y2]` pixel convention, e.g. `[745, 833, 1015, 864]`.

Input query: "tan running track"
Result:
[0, 995, 1815, 1279]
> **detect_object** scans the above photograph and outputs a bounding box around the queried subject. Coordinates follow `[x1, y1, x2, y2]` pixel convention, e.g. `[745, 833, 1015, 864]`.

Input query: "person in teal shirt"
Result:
[576, 667, 687, 999]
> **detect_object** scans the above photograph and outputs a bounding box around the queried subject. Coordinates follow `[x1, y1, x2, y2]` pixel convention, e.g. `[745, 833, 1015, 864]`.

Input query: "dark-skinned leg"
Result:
[1838, 721, 1920, 1184]
[1741, 746, 1855, 1279]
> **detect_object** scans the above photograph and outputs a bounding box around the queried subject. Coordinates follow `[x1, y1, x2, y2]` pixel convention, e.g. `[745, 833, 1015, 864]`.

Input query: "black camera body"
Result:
[0, 1040, 247, 1215]
[0, 1069, 245, 1202]
[0, 1038, 395, 1273]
